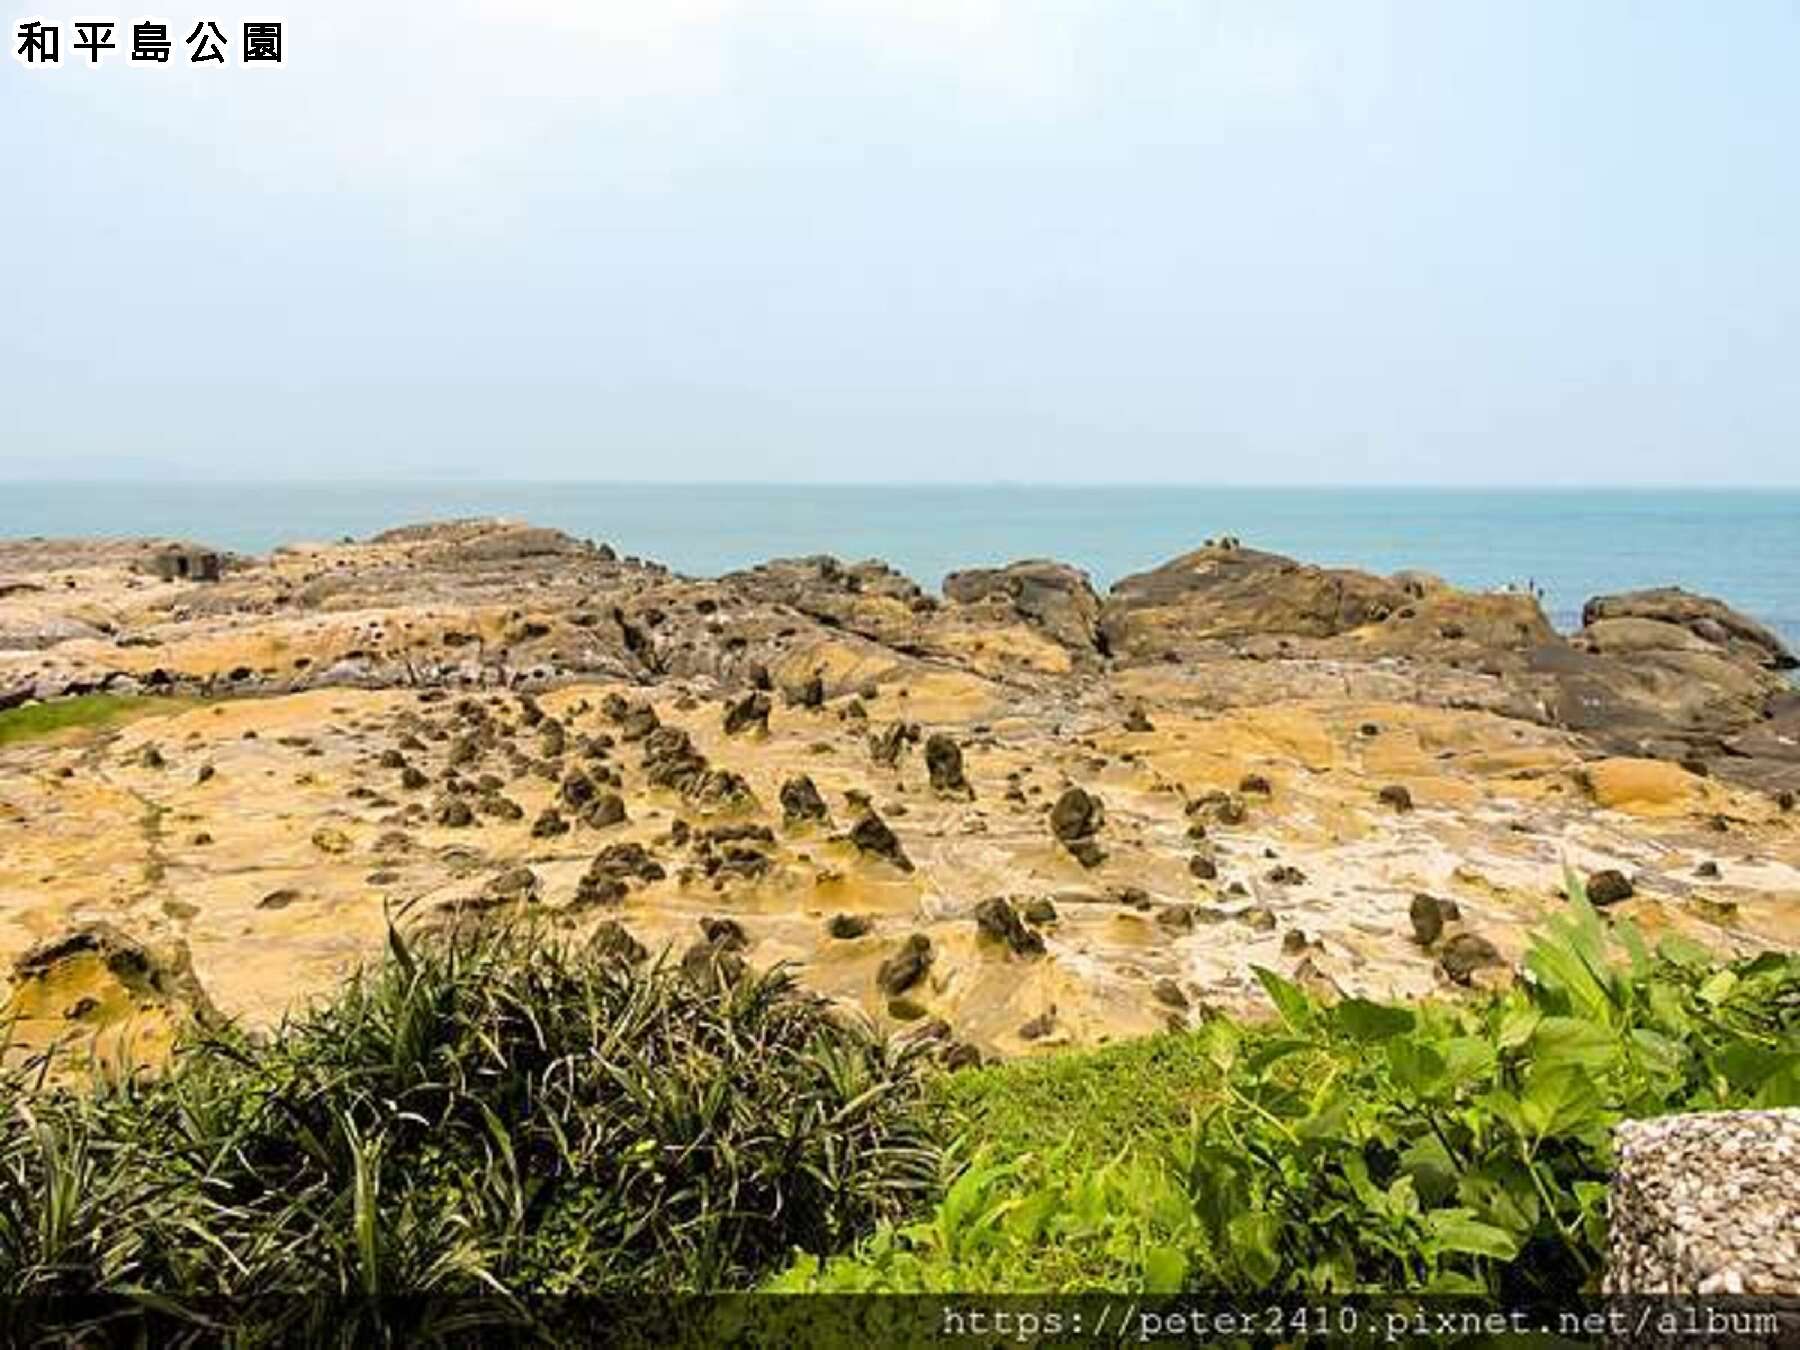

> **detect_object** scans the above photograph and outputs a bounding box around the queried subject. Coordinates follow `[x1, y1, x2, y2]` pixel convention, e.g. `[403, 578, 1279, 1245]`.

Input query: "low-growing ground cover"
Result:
[0, 693, 161, 747]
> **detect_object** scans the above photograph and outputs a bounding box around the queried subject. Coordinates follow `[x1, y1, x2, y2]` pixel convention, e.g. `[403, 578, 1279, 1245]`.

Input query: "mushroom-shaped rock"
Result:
[925, 733, 973, 800]
[877, 934, 933, 995]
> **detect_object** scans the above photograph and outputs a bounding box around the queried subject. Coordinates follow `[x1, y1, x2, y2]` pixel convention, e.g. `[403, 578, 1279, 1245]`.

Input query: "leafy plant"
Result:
[0, 921, 940, 1313]
[779, 874, 1800, 1294]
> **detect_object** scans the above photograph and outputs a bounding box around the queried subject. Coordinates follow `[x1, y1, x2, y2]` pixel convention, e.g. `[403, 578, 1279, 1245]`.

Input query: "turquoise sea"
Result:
[3, 483, 1797, 650]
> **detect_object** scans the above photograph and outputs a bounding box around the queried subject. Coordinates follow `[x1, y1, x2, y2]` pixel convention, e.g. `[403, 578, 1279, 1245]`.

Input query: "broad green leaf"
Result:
[1334, 997, 1416, 1044]
[1295, 1093, 1352, 1142]
[1384, 1173, 1421, 1222]
[1656, 933, 1712, 969]
[1699, 970, 1739, 1006]
[1427, 1208, 1522, 1260]
[1529, 1016, 1620, 1072]
[1438, 1037, 1499, 1090]
[1520, 1066, 1606, 1141]
[1457, 1157, 1541, 1234]
[1713, 1039, 1784, 1090]
[1254, 966, 1316, 1034]
[1400, 1134, 1457, 1206]
[1495, 1003, 1542, 1050]
[1753, 1059, 1800, 1108]
[1387, 1037, 1446, 1097]
[1628, 1028, 1687, 1079]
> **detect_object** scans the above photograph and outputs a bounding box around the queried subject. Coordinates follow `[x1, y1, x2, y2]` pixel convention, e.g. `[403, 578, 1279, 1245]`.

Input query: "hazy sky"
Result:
[3, 2, 1796, 484]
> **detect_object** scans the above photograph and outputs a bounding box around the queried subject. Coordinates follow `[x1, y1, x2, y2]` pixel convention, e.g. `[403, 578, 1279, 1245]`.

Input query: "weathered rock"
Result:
[827, 913, 873, 940]
[941, 559, 1103, 652]
[870, 720, 919, 768]
[723, 690, 771, 736]
[1378, 784, 1414, 813]
[571, 842, 665, 909]
[972, 897, 1046, 958]
[433, 797, 474, 828]
[589, 921, 647, 964]
[779, 774, 830, 826]
[1582, 588, 1797, 671]
[925, 733, 973, 799]
[1100, 544, 1409, 661]
[1438, 932, 1503, 985]
[876, 934, 933, 995]
[1049, 786, 1103, 843]
[850, 810, 913, 872]
[1586, 869, 1635, 907]
[582, 792, 627, 829]
[1408, 892, 1459, 947]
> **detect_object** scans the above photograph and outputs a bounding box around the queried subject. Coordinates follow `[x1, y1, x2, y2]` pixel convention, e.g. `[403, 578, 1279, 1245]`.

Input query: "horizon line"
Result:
[5, 477, 1800, 492]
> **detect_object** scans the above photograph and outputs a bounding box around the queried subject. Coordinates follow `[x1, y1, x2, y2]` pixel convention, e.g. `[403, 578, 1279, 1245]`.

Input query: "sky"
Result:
[2, 1, 1797, 485]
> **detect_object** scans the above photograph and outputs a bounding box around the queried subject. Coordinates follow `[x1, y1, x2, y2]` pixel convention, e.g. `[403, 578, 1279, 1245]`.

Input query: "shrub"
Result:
[779, 875, 1800, 1293]
[0, 923, 940, 1310]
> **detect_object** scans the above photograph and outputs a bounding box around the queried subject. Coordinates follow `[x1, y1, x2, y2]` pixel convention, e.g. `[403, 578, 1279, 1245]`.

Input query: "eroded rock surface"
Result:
[3, 520, 1796, 1067]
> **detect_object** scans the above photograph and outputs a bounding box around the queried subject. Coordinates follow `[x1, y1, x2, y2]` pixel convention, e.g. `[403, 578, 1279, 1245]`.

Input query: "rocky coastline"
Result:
[2, 519, 1796, 1069]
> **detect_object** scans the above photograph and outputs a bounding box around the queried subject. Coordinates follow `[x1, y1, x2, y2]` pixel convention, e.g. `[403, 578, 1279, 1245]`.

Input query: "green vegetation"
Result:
[0, 693, 161, 747]
[776, 877, 1800, 1293]
[3, 876, 1796, 1326]
[0, 925, 938, 1310]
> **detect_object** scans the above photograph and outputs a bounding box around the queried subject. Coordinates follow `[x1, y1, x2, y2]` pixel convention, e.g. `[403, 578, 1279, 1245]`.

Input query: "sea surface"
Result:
[3, 483, 1796, 650]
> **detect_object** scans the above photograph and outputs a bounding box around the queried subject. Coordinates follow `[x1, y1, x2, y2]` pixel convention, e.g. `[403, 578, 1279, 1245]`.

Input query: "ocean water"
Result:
[3, 482, 1797, 650]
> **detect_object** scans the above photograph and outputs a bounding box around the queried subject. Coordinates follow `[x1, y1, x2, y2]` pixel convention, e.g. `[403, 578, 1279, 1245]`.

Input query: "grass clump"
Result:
[777, 876, 1800, 1294]
[0, 923, 940, 1312]
[0, 694, 162, 748]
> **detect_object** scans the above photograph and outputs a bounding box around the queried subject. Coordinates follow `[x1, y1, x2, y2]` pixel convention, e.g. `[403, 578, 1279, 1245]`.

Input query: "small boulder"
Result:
[1378, 784, 1414, 813]
[877, 934, 933, 995]
[780, 774, 830, 826]
[1438, 932, 1504, 986]
[583, 792, 627, 830]
[1049, 785, 1103, 842]
[1586, 869, 1635, 907]
[1408, 892, 1460, 947]
[924, 733, 974, 800]
[723, 690, 772, 737]
[850, 811, 914, 872]
[589, 921, 647, 964]
[433, 797, 474, 828]
[972, 897, 1045, 958]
